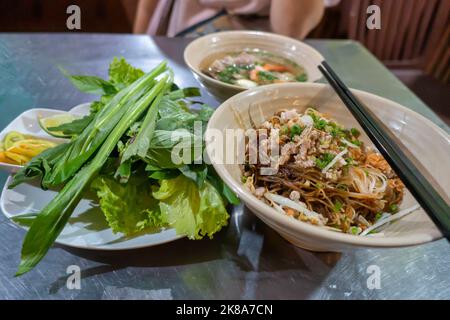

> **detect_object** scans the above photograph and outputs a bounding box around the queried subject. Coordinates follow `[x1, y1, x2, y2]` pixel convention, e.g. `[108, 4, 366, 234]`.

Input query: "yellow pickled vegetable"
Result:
[4, 151, 30, 165]
[8, 139, 56, 158]
[0, 152, 17, 164]
[0, 131, 58, 165]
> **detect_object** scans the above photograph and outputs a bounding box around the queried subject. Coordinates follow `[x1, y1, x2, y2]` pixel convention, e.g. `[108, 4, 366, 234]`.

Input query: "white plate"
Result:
[0, 103, 183, 250]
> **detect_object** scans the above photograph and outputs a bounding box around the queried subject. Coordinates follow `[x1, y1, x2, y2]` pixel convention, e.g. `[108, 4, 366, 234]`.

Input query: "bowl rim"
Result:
[183, 30, 325, 92]
[206, 82, 449, 248]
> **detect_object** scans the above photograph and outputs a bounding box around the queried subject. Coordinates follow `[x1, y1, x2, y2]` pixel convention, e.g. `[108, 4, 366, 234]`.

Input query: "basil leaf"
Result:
[47, 114, 95, 137]
[59, 67, 117, 95]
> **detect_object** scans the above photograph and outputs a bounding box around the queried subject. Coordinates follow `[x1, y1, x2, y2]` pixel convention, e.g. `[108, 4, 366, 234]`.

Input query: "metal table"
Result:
[0, 33, 448, 300]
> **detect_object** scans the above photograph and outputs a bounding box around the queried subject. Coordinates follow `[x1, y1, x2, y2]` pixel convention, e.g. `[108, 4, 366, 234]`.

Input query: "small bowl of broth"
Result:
[184, 31, 324, 101]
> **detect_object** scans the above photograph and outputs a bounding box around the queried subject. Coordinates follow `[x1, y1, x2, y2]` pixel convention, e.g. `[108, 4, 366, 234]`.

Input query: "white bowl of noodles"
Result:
[206, 83, 449, 252]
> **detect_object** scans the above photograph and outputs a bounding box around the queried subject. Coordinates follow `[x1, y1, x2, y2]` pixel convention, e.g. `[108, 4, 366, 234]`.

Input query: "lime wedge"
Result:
[38, 113, 78, 138]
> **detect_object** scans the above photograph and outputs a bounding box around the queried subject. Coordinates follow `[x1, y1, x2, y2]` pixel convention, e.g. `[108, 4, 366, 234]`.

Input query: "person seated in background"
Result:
[131, 0, 341, 39]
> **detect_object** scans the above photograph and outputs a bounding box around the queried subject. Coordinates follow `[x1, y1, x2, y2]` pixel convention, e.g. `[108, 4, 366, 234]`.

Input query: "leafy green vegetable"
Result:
[152, 175, 229, 239]
[167, 87, 201, 100]
[16, 69, 170, 276]
[90, 94, 115, 114]
[59, 58, 145, 119]
[59, 67, 117, 96]
[89, 100, 104, 113]
[91, 175, 166, 235]
[206, 166, 240, 205]
[147, 168, 180, 180]
[47, 114, 95, 137]
[121, 83, 170, 163]
[11, 57, 238, 276]
[9, 142, 71, 189]
[114, 160, 132, 183]
[196, 104, 215, 123]
[156, 97, 198, 131]
[144, 129, 199, 169]
[46, 62, 168, 187]
[108, 57, 145, 89]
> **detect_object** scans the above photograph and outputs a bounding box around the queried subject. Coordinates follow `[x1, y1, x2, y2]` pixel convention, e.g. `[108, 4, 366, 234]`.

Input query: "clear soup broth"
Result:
[201, 50, 308, 88]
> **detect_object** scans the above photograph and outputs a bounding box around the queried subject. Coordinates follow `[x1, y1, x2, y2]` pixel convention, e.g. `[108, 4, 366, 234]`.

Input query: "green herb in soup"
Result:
[203, 51, 308, 88]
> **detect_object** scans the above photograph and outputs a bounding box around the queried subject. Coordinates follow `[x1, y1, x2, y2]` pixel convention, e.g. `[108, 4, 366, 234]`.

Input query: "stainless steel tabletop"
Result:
[0, 33, 449, 300]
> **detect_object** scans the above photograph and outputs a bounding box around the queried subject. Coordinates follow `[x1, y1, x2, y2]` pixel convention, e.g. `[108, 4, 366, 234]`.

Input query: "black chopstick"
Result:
[318, 61, 450, 239]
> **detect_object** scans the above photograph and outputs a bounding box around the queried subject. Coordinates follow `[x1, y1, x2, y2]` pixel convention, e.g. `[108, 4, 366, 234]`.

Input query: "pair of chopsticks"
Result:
[318, 61, 450, 239]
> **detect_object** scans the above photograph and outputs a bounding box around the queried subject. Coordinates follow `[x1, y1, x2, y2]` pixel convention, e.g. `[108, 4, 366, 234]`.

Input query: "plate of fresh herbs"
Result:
[0, 57, 239, 276]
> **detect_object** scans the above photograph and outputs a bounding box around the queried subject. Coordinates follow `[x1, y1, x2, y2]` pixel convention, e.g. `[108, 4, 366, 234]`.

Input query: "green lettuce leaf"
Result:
[109, 57, 145, 89]
[91, 175, 167, 235]
[152, 175, 229, 239]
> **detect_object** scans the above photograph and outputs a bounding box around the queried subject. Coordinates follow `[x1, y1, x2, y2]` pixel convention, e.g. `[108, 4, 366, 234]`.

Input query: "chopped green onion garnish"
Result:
[389, 203, 399, 213]
[315, 153, 335, 170]
[350, 128, 360, 137]
[333, 200, 344, 213]
[350, 226, 361, 235]
[290, 124, 303, 138]
[296, 73, 307, 82]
